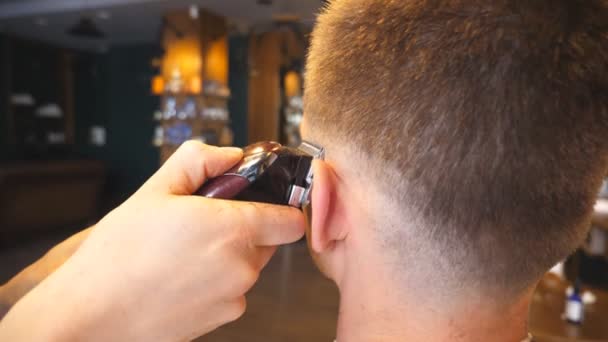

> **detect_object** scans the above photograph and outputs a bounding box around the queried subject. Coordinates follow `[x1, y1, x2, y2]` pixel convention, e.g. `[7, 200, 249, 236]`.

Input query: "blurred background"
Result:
[0, 1, 606, 341]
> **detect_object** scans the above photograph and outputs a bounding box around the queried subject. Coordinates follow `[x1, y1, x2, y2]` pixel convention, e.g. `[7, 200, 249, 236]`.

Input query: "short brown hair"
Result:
[304, 0, 608, 295]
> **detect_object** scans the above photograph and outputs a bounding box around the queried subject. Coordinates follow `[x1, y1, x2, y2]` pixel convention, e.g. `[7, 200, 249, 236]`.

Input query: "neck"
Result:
[335, 269, 533, 342]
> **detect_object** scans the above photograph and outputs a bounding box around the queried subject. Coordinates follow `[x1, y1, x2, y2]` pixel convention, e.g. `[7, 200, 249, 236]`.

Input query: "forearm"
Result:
[0, 228, 93, 320]
[0, 287, 10, 321]
[0, 262, 98, 341]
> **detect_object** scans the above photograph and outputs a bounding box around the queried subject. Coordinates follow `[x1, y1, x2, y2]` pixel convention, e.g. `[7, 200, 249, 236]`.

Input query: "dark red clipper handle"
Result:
[195, 174, 250, 200]
[194, 141, 321, 207]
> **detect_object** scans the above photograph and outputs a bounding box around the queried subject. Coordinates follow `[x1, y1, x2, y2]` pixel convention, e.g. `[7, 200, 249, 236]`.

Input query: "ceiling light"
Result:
[189, 5, 199, 19]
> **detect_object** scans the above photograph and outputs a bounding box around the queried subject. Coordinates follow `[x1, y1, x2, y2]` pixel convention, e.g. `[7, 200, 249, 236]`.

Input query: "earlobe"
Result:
[310, 160, 336, 253]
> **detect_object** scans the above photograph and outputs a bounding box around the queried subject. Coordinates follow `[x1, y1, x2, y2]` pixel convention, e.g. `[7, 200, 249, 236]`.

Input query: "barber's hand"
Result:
[0, 141, 306, 341]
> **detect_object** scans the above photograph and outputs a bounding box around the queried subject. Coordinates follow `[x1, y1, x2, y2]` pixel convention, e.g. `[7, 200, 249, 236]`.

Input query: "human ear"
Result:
[309, 160, 342, 253]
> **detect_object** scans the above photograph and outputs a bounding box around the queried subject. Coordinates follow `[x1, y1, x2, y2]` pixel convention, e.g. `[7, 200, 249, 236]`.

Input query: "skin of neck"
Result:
[300, 130, 536, 342]
[332, 234, 536, 342]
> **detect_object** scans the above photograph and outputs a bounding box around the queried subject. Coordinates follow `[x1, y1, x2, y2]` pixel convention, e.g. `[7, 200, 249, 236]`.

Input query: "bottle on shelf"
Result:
[565, 279, 584, 325]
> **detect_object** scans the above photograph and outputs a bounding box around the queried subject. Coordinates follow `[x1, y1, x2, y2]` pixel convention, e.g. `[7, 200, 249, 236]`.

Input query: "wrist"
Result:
[0, 285, 11, 320]
[0, 279, 30, 321]
[0, 262, 106, 341]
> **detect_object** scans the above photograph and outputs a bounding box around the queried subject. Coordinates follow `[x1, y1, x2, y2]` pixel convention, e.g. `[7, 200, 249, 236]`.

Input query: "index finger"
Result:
[142, 141, 243, 196]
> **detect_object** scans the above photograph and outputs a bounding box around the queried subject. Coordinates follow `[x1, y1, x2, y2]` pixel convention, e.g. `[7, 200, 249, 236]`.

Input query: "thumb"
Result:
[142, 141, 243, 195]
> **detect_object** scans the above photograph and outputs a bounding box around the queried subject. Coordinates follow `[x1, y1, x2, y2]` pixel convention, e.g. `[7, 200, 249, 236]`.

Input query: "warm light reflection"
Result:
[285, 71, 301, 98]
[162, 37, 202, 89]
[151, 75, 165, 95]
[189, 75, 202, 94]
[205, 38, 228, 85]
[250, 146, 265, 154]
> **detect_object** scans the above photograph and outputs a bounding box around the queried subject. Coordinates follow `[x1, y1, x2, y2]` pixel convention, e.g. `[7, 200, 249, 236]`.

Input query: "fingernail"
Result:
[220, 147, 243, 155]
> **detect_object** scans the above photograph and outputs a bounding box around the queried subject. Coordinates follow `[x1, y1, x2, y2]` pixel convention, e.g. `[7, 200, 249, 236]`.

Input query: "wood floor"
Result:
[198, 242, 340, 342]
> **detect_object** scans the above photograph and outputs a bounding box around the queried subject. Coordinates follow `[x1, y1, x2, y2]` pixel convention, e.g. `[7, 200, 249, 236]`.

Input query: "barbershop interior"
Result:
[0, 0, 607, 341]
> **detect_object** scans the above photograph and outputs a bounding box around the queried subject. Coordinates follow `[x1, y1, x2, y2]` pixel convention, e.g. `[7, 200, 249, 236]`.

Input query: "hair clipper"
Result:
[196, 141, 325, 208]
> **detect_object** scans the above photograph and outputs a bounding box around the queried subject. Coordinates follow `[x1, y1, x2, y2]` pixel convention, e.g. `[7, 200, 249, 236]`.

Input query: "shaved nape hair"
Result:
[304, 0, 608, 296]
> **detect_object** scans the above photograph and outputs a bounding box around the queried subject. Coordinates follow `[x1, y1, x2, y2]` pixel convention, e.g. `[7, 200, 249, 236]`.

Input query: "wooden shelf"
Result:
[157, 9, 232, 164]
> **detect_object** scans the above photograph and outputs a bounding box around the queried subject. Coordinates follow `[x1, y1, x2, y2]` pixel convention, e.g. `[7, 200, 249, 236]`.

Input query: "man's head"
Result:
[301, 0, 608, 303]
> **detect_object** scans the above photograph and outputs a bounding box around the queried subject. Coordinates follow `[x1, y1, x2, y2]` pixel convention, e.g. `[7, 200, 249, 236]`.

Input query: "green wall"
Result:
[1, 35, 250, 205]
[0, 35, 160, 204]
[0, 35, 7, 158]
[74, 45, 160, 205]
[0, 35, 75, 161]
[228, 35, 249, 147]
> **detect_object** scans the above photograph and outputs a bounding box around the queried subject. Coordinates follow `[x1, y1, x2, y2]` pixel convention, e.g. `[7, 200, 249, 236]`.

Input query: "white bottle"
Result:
[565, 280, 584, 325]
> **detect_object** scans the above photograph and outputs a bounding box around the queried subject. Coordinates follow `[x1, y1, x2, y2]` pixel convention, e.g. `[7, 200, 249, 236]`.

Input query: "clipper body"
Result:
[196, 141, 324, 208]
